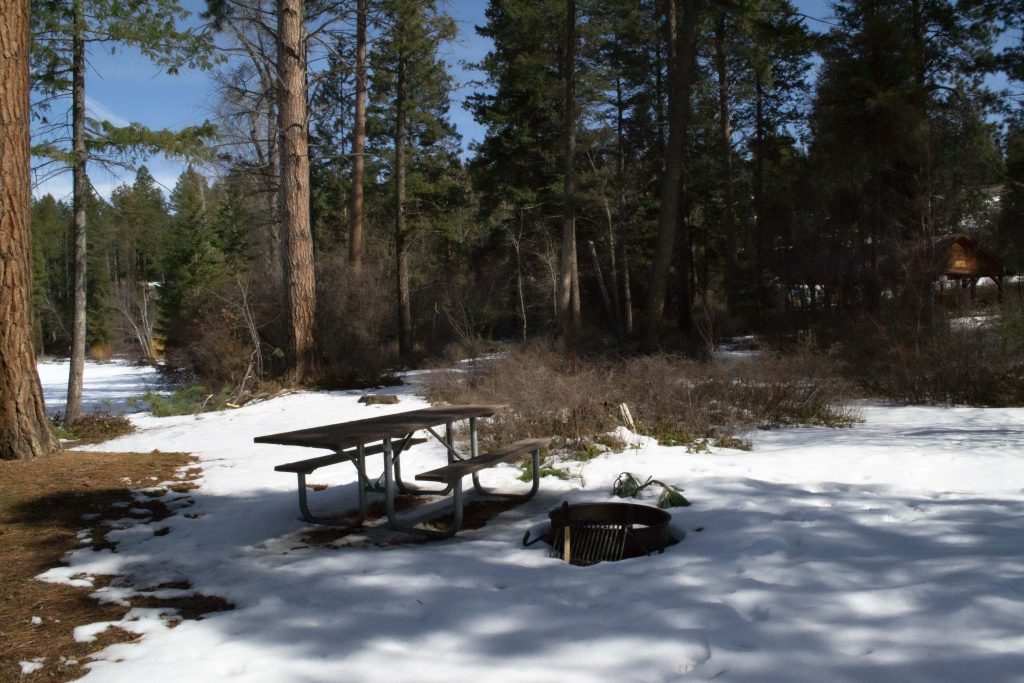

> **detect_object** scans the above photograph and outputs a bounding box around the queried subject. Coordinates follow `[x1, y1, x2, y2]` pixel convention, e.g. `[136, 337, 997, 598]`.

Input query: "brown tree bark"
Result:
[644, 0, 699, 345]
[394, 52, 412, 359]
[277, 0, 317, 382]
[65, 0, 87, 425]
[715, 10, 738, 313]
[349, 0, 367, 283]
[753, 75, 765, 316]
[558, 0, 579, 339]
[612, 74, 626, 336]
[0, 0, 58, 459]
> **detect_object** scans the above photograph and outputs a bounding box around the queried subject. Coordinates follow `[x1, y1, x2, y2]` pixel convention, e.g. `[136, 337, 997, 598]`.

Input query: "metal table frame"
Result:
[255, 405, 512, 536]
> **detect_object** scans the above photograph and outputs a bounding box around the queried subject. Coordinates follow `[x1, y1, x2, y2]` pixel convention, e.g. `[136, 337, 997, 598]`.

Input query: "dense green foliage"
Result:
[27, 0, 1024, 404]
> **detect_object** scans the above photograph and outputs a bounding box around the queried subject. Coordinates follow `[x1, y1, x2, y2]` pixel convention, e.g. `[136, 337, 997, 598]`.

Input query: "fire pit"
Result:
[523, 501, 680, 566]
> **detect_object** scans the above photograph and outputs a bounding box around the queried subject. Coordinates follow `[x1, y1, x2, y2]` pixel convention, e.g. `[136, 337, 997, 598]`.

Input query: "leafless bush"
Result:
[424, 341, 859, 454]
[851, 317, 1024, 406]
[425, 343, 617, 453]
[315, 250, 399, 387]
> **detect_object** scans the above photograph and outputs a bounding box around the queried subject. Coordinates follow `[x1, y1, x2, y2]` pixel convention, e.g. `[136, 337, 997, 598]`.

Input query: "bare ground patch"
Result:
[298, 495, 527, 548]
[0, 450, 230, 682]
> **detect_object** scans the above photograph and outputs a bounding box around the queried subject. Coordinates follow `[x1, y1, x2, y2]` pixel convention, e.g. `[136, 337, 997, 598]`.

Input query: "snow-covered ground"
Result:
[36, 363, 1024, 682]
[38, 360, 162, 415]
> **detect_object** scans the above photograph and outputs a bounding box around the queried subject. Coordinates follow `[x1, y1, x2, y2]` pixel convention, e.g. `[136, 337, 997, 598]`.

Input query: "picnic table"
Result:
[254, 404, 549, 537]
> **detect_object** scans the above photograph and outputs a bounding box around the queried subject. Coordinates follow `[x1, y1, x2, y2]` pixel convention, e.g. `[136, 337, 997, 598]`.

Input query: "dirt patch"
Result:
[298, 495, 433, 544]
[299, 495, 526, 547]
[431, 498, 525, 531]
[0, 450, 229, 683]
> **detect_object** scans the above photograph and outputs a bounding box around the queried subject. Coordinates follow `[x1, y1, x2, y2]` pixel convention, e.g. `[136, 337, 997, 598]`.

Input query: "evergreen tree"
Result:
[161, 167, 216, 348]
[108, 167, 172, 358]
[30, 194, 72, 353]
[998, 110, 1024, 274]
[470, 0, 572, 334]
[31, 0, 216, 422]
[369, 0, 459, 358]
[809, 0, 1000, 312]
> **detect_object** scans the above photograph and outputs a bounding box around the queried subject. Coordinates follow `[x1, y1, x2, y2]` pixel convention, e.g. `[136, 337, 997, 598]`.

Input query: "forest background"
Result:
[25, 0, 1024, 419]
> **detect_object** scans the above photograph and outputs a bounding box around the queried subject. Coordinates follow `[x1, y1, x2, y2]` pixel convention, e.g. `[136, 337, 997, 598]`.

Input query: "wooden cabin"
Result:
[900, 233, 1005, 302]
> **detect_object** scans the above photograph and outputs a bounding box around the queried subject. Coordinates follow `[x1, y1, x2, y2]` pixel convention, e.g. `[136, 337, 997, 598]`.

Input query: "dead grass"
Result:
[424, 341, 859, 454]
[50, 414, 135, 446]
[0, 450, 230, 683]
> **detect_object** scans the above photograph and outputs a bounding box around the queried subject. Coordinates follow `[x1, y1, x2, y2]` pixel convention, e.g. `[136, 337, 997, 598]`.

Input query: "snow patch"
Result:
[34, 359, 1024, 682]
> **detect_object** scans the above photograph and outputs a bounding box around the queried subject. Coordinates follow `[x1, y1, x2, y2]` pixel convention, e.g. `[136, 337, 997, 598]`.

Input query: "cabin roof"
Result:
[900, 233, 1005, 279]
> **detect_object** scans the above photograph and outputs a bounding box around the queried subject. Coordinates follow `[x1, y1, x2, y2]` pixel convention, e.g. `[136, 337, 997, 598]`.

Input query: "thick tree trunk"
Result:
[261, 70, 284, 303]
[395, 55, 412, 359]
[644, 0, 699, 345]
[644, 0, 679, 343]
[349, 0, 367, 283]
[715, 10, 738, 313]
[267, 95, 285, 295]
[753, 75, 765, 316]
[558, 0, 579, 339]
[277, 0, 317, 382]
[611, 74, 625, 335]
[65, 0, 87, 425]
[0, 0, 58, 459]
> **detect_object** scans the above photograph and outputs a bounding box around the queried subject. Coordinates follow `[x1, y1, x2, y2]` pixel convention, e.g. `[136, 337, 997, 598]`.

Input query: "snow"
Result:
[36, 362, 1024, 681]
[20, 659, 45, 675]
[38, 359, 162, 415]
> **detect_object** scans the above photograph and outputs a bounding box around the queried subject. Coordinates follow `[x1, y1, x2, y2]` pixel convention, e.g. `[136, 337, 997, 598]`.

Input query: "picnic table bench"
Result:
[254, 405, 549, 537]
[415, 437, 550, 532]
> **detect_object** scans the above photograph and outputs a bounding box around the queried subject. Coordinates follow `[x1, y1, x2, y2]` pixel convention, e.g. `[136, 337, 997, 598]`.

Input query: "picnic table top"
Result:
[253, 404, 506, 451]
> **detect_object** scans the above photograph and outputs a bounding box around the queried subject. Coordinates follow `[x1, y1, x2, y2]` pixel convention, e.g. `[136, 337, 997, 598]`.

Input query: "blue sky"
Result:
[32, 0, 836, 201]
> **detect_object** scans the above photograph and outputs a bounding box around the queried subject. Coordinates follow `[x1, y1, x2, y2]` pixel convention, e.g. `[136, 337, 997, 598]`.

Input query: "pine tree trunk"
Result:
[65, 0, 87, 425]
[715, 10, 738, 314]
[645, 0, 699, 344]
[559, 0, 579, 339]
[263, 71, 284, 304]
[645, 0, 679, 344]
[395, 54, 412, 359]
[753, 75, 765, 317]
[611, 74, 624, 335]
[277, 0, 317, 382]
[0, 0, 58, 459]
[349, 0, 367, 283]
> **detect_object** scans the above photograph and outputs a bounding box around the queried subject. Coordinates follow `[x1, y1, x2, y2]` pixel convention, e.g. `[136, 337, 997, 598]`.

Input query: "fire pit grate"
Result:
[523, 501, 680, 566]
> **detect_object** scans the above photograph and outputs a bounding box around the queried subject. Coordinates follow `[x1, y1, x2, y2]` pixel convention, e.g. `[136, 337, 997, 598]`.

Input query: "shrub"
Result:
[51, 413, 134, 444]
[518, 462, 572, 482]
[839, 312, 1024, 406]
[424, 341, 859, 455]
[144, 384, 232, 417]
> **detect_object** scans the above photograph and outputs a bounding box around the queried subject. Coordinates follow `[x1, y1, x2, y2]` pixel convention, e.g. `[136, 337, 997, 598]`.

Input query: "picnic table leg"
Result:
[355, 443, 368, 521]
[394, 431, 453, 496]
[383, 436, 460, 538]
[391, 434, 410, 495]
[294, 472, 333, 525]
[470, 446, 542, 501]
[446, 422, 454, 461]
[470, 416, 489, 495]
[450, 475, 464, 535]
[382, 437, 403, 528]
